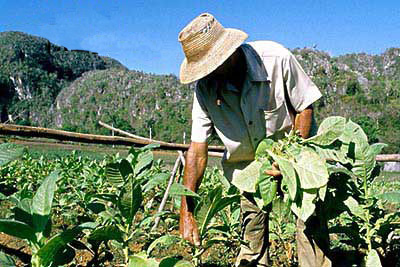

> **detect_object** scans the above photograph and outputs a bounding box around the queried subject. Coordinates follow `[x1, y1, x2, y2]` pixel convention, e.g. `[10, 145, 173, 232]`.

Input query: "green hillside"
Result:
[1, 31, 399, 152]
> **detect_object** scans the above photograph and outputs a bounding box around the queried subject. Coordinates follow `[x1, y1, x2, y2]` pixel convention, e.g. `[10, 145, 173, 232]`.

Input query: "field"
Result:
[0, 136, 399, 267]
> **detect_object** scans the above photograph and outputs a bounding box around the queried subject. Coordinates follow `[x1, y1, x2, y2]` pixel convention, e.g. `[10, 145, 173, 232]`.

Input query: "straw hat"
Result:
[178, 13, 248, 84]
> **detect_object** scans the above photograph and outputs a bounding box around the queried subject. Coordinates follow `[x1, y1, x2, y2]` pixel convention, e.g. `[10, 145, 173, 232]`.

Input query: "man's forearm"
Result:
[181, 142, 208, 212]
[294, 105, 313, 139]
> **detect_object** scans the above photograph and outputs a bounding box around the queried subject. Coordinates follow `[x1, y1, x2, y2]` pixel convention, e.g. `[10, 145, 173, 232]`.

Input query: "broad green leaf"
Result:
[134, 150, 153, 175]
[318, 185, 327, 201]
[312, 145, 349, 164]
[37, 223, 95, 267]
[204, 236, 229, 249]
[118, 182, 142, 225]
[198, 191, 240, 237]
[32, 170, 59, 233]
[51, 245, 75, 266]
[128, 255, 158, 267]
[0, 219, 36, 242]
[119, 159, 133, 178]
[291, 189, 317, 222]
[304, 116, 346, 145]
[169, 183, 200, 198]
[340, 119, 368, 144]
[0, 143, 25, 167]
[105, 163, 124, 186]
[14, 198, 33, 226]
[88, 225, 124, 243]
[147, 235, 181, 255]
[140, 143, 161, 151]
[293, 150, 329, 189]
[343, 196, 364, 219]
[376, 191, 400, 203]
[255, 139, 274, 158]
[144, 173, 170, 192]
[267, 152, 297, 200]
[0, 251, 15, 267]
[159, 258, 194, 267]
[362, 249, 382, 267]
[257, 160, 277, 206]
[232, 161, 262, 193]
[352, 140, 378, 180]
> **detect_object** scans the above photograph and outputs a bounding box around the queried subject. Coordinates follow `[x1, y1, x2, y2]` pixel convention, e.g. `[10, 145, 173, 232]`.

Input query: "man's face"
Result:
[210, 48, 240, 78]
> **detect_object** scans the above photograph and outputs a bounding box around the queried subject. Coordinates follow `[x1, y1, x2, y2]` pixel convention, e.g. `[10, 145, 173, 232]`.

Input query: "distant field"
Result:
[0, 136, 222, 168]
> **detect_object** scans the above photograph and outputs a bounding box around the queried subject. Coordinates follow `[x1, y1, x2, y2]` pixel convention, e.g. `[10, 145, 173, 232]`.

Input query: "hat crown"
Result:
[179, 13, 225, 62]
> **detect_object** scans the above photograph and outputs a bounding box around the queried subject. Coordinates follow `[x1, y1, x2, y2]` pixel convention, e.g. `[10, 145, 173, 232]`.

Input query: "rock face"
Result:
[54, 69, 193, 143]
[0, 31, 126, 125]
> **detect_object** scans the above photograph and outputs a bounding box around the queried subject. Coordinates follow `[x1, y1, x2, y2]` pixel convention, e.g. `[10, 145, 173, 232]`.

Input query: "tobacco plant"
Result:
[232, 116, 400, 266]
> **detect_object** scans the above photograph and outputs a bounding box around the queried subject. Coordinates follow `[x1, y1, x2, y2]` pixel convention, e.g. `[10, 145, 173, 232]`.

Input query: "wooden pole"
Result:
[152, 153, 182, 231]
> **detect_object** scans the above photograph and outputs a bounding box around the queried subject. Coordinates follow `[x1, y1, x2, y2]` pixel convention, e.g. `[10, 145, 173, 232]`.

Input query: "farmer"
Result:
[178, 13, 331, 267]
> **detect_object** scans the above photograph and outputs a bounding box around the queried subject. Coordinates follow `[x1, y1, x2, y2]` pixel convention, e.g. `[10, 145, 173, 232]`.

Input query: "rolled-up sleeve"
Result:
[191, 89, 213, 142]
[284, 53, 322, 112]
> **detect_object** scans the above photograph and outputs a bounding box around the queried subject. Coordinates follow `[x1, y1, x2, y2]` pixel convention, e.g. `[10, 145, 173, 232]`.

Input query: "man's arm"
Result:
[294, 105, 313, 139]
[179, 141, 208, 245]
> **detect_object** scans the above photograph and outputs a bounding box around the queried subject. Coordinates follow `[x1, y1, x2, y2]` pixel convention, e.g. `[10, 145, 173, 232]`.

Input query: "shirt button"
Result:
[248, 121, 253, 125]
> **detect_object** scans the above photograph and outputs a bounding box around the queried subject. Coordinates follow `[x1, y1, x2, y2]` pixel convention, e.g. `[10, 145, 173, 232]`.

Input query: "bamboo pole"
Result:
[152, 153, 182, 231]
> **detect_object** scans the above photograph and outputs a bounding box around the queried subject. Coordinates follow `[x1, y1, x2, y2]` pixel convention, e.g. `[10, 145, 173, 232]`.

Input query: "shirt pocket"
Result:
[262, 102, 291, 137]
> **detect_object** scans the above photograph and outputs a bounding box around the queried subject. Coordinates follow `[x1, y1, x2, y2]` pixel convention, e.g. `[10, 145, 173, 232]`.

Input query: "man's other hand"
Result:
[264, 162, 282, 178]
[179, 210, 200, 246]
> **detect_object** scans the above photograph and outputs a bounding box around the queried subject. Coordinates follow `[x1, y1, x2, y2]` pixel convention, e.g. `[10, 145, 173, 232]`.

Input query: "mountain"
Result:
[0, 31, 399, 152]
[0, 31, 126, 126]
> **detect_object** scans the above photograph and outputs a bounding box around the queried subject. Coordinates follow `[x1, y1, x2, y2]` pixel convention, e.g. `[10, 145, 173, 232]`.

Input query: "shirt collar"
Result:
[240, 43, 270, 82]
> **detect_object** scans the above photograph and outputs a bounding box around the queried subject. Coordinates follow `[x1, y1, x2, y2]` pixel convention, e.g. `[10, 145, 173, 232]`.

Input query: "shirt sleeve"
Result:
[191, 88, 213, 142]
[284, 53, 322, 112]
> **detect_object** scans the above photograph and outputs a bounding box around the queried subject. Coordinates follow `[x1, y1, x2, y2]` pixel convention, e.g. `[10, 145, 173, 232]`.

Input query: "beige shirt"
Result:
[190, 41, 322, 178]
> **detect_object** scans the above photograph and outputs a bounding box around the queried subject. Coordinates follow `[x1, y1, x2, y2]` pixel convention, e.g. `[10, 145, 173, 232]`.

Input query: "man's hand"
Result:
[265, 162, 282, 178]
[179, 142, 207, 246]
[179, 210, 200, 246]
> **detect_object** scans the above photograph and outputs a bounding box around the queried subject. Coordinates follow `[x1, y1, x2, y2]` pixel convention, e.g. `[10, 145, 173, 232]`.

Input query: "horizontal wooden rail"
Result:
[0, 123, 224, 152]
[0, 123, 399, 162]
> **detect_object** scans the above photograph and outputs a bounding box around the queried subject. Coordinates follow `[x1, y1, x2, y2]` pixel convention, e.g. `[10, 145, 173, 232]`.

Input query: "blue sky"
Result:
[0, 0, 399, 75]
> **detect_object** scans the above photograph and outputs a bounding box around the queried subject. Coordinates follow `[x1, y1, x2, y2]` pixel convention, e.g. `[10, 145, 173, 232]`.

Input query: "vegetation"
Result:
[0, 118, 399, 266]
[233, 116, 400, 266]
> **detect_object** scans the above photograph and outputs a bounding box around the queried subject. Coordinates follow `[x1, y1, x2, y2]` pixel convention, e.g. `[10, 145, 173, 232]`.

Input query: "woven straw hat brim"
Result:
[179, 28, 248, 84]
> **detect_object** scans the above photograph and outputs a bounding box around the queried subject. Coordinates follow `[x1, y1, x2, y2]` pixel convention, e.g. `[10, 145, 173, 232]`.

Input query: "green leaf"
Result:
[37, 223, 95, 267]
[0, 251, 15, 267]
[119, 159, 134, 178]
[340, 119, 368, 145]
[293, 150, 329, 189]
[160, 258, 194, 267]
[140, 143, 160, 151]
[128, 255, 158, 267]
[311, 145, 349, 164]
[147, 235, 181, 256]
[362, 249, 382, 267]
[198, 188, 240, 237]
[343, 196, 364, 219]
[0, 143, 25, 167]
[169, 183, 200, 198]
[267, 152, 297, 200]
[0, 219, 36, 242]
[352, 140, 379, 180]
[88, 225, 124, 243]
[257, 163, 277, 207]
[232, 161, 262, 193]
[304, 116, 346, 145]
[105, 162, 125, 186]
[32, 170, 59, 233]
[255, 139, 274, 158]
[134, 150, 153, 175]
[144, 173, 170, 192]
[118, 182, 142, 225]
[376, 191, 400, 203]
[291, 189, 317, 222]
[51, 245, 75, 266]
